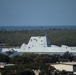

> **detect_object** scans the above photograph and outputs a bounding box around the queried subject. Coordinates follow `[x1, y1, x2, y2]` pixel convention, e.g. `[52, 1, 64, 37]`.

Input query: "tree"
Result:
[62, 51, 73, 62]
[61, 70, 67, 75]
[0, 53, 10, 63]
[34, 54, 53, 63]
[10, 55, 33, 64]
[1, 70, 13, 75]
[18, 69, 35, 75]
[39, 64, 55, 75]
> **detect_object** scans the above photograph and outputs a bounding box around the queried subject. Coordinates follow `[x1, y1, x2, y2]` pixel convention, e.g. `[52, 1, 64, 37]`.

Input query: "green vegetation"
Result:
[0, 52, 76, 75]
[0, 29, 76, 47]
[0, 53, 10, 63]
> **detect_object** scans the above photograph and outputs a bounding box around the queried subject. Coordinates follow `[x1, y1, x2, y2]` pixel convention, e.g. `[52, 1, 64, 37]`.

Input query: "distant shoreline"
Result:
[0, 26, 76, 30]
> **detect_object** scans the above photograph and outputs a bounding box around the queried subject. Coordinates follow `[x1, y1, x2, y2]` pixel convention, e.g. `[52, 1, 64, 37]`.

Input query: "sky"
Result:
[0, 0, 76, 26]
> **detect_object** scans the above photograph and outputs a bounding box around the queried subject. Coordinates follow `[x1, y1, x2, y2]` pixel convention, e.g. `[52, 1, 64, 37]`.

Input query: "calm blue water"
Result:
[0, 26, 76, 30]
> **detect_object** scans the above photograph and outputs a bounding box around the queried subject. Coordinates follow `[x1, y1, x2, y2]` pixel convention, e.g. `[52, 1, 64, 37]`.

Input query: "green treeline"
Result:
[0, 52, 76, 75]
[0, 29, 76, 46]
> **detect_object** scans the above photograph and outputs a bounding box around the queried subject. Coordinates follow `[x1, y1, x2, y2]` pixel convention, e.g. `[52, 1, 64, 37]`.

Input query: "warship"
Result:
[2, 36, 76, 54]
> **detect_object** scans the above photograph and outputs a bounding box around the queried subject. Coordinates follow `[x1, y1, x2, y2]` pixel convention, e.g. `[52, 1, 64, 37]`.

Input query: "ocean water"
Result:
[0, 26, 76, 30]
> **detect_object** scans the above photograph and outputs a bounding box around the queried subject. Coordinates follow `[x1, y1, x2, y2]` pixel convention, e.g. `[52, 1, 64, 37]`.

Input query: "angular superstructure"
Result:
[2, 36, 76, 53]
